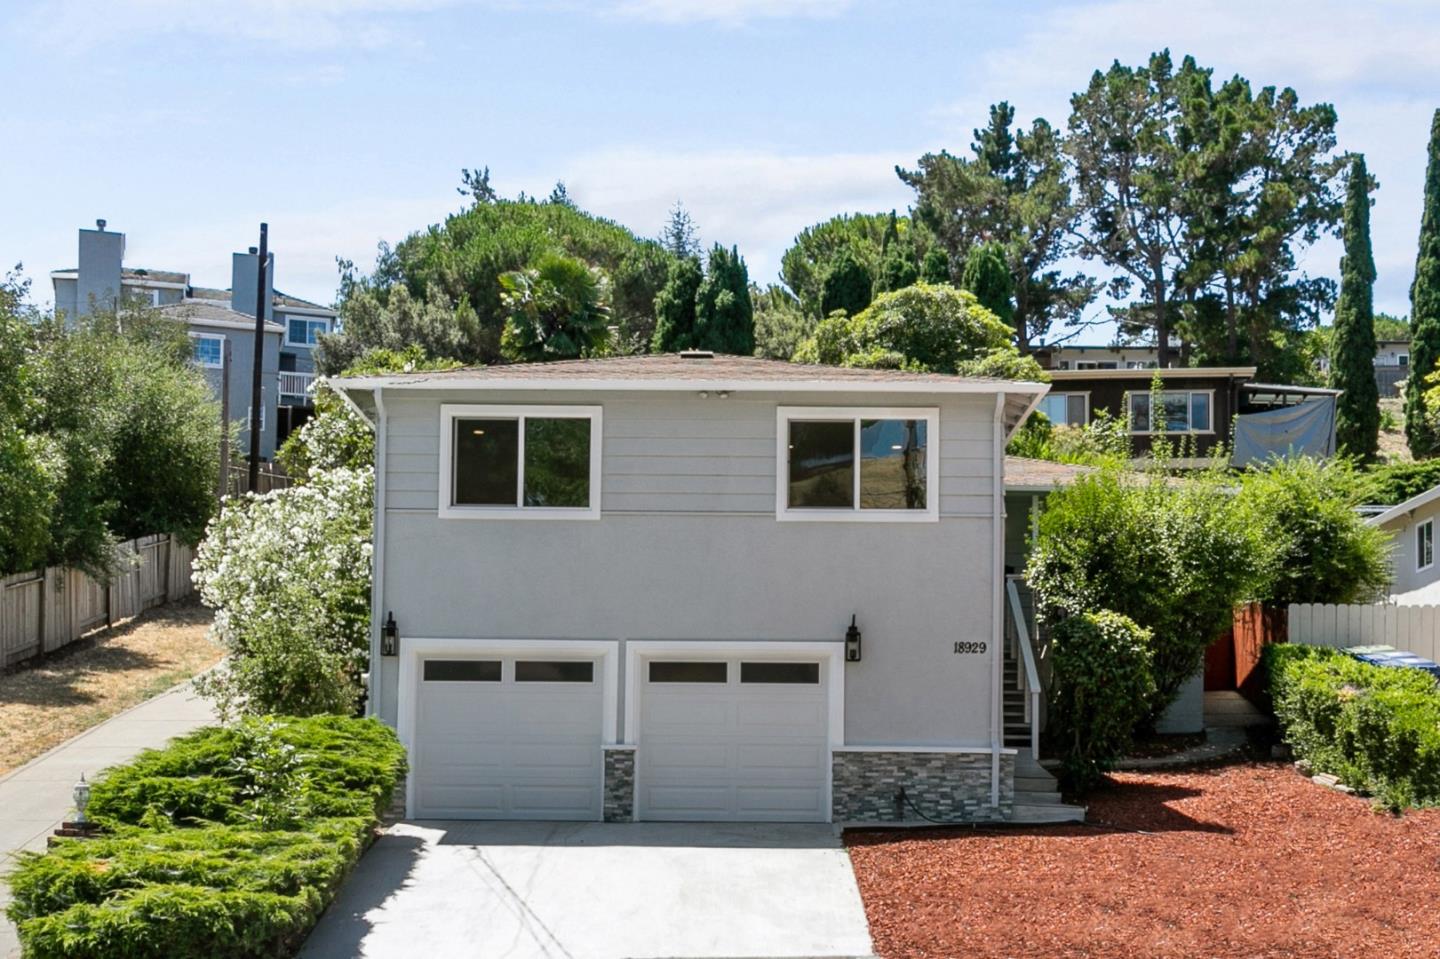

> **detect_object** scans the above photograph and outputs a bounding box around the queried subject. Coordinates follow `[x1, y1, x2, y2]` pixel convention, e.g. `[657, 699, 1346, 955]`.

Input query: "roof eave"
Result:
[1365, 483, 1440, 527]
[326, 374, 1050, 395]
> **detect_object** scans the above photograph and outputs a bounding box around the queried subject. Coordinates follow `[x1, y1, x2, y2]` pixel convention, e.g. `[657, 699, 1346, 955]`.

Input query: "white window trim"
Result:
[396, 637, 621, 820]
[1038, 391, 1090, 427]
[438, 404, 602, 520]
[188, 332, 224, 369]
[1419, 518, 1435, 573]
[775, 406, 939, 523]
[246, 404, 265, 432]
[1125, 389, 1216, 435]
[285, 316, 328, 348]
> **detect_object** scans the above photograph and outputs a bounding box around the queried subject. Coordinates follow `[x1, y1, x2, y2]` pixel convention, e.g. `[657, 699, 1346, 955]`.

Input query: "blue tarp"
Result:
[1231, 397, 1338, 467]
[1344, 645, 1440, 680]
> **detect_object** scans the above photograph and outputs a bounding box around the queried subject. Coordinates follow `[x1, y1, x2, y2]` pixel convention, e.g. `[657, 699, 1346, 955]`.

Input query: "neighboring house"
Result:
[1043, 367, 1339, 465]
[1366, 484, 1440, 606]
[50, 220, 337, 457]
[1315, 335, 1410, 398]
[1033, 343, 1162, 371]
[329, 352, 1082, 825]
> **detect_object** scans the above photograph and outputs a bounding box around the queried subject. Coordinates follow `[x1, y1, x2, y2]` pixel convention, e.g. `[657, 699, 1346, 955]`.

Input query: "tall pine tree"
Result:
[1407, 110, 1440, 458]
[1331, 155, 1380, 461]
[694, 244, 754, 355]
[650, 256, 703, 352]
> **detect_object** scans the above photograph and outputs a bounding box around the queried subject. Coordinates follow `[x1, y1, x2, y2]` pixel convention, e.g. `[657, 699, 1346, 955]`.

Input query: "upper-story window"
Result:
[1127, 390, 1212, 434]
[776, 407, 938, 523]
[189, 332, 224, 368]
[1037, 392, 1088, 427]
[286, 317, 328, 347]
[438, 405, 602, 520]
[1419, 519, 1434, 573]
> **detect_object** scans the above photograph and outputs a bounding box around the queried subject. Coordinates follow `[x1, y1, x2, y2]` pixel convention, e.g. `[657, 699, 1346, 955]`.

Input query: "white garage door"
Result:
[414, 656, 603, 820]
[637, 657, 829, 822]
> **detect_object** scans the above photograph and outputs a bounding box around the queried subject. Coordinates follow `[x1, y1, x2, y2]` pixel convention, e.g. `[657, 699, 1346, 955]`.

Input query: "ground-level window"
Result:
[1419, 519, 1434, 572]
[190, 332, 224, 368]
[1127, 390, 1213, 434]
[1037, 392, 1088, 427]
[777, 407, 938, 522]
[439, 405, 602, 519]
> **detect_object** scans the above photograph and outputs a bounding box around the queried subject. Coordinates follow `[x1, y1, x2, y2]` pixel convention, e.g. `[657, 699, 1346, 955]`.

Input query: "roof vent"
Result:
[679, 349, 714, 360]
[95, 218, 106, 231]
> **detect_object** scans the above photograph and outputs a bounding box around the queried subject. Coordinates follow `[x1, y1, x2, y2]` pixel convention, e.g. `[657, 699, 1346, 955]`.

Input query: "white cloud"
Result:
[554, 146, 914, 284]
[605, 0, 852, 25]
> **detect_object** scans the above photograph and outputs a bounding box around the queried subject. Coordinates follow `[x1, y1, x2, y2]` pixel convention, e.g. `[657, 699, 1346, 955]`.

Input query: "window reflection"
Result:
[860, 419, 927, 510]
[787, 420, 854, 508]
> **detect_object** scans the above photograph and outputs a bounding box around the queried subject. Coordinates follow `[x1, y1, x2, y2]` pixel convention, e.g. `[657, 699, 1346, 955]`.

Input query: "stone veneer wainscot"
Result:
[603, 747, 636, 822]
[831, 750, 1014, 823]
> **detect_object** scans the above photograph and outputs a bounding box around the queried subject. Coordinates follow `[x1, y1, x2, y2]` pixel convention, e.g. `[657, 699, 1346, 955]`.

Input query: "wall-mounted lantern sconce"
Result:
[381, 612, 399, 657]
[845, 614, 862, 662]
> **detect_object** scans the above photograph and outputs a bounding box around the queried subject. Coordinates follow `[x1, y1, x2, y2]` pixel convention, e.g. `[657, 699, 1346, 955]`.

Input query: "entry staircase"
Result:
[1003, 576, 1085, 824]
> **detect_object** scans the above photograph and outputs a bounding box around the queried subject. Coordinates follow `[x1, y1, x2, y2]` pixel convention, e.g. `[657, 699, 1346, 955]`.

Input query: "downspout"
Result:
[367, 387, 388, 721]
[990, 392, 1005, 810]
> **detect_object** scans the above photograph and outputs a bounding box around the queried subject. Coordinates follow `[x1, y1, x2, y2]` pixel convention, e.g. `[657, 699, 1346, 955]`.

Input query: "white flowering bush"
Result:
[193, 466, 374, 718]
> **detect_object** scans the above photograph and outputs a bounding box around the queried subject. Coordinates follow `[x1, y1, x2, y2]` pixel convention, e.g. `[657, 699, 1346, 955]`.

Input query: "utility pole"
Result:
[218, 339, 231, 502]
[247, 223, 268, 490]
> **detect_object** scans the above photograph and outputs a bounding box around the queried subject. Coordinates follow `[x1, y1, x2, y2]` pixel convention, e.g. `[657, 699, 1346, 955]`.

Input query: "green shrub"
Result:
[8, 716, 406, 959]
[1265, 644, 1440, 810]
[1046, 611, 1156, 792]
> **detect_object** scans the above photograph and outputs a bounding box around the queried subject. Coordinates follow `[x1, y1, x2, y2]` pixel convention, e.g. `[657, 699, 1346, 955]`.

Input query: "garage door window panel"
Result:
[740, 662, 820, 684]
[423, 660, 501, 682]
[515, 660, 595, 683]
[649, 661, 728, 683]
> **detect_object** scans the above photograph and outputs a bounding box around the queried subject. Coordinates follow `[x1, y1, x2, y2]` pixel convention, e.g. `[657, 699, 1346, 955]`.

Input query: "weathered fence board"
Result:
[0, 534, 198, 671]
[1289, 603, 1440, 659]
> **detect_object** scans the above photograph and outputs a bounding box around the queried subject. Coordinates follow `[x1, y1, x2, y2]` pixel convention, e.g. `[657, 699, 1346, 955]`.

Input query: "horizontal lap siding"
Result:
[382, 390, 998, 515]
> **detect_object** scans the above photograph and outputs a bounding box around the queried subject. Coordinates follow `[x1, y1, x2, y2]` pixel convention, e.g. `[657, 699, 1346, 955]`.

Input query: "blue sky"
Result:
[2, 0, 1435, 341]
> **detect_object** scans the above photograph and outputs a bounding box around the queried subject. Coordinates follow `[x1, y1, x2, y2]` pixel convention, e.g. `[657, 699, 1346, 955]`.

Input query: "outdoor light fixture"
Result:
[381, 612, 399, 657]
[72, 774, 92, 825]
[845, 615, 862, 663]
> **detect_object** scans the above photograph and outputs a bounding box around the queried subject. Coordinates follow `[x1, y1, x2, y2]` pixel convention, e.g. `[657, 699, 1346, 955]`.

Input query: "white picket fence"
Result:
[0, 534, 198, 668]
[1287, 603, 1440, 661]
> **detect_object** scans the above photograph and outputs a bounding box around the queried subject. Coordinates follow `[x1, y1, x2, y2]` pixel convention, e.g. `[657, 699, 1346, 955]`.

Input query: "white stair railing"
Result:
[1006, 576, 1043, 757]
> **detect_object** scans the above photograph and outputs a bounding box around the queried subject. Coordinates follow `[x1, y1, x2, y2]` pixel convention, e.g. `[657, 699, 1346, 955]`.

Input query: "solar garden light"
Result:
[72, 774, 92, 825]
[381, 611, 400, 658]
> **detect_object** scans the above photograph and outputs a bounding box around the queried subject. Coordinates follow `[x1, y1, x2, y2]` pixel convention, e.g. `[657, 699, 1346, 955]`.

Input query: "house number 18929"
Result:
[952, 641, 987, 654]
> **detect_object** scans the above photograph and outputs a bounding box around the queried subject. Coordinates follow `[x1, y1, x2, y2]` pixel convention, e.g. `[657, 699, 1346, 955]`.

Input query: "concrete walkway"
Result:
[0, 681, 217, 958]
[301, 821, 876, 959]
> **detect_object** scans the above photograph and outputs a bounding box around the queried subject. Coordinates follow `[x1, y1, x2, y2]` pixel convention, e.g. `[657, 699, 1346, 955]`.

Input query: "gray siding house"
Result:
[50, 221, 337, 458]
[1367, 484, 1440, 605]
[332, 353, 1079, 825]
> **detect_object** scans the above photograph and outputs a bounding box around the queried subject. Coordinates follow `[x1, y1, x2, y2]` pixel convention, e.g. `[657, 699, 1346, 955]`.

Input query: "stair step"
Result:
[1015, 775, 1057, 791]
[1013, 790, 1063, 805]
[1010, 801, 1086, 824]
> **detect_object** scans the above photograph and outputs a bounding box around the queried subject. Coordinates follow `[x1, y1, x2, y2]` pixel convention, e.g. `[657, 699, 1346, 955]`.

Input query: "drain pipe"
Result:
[367, 387, 388, 721]
[989, 392, 1005, 809]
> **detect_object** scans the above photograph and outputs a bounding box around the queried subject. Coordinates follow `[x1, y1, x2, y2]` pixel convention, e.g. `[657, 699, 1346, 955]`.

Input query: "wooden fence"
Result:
[0, 534, 198, 669]
[1288, 603, 1440, 661]
[226, 463, 291, 497]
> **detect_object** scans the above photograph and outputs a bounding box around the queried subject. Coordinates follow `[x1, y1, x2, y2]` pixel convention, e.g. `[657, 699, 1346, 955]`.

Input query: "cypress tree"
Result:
[960, 242, 1016, 333]
[694, 245, 754, 355]
[1331, 155, 1380, 461]
[819, 249, 873, 319]
[920, 245, 950, 284]
[1407, 110, 1440, 458]
[650, 256, 702, 352]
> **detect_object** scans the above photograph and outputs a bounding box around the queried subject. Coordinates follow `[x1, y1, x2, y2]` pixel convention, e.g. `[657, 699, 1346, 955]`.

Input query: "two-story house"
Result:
[328, 352, 1083, 826]
[50, 221, 337, 458]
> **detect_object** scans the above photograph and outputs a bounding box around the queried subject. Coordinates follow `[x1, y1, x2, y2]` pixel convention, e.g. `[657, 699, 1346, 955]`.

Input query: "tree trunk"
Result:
[1224, 277, 1238, 362]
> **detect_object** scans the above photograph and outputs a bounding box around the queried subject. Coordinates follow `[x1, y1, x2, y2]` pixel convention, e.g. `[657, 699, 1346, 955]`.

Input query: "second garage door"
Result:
[637, 656, 829, 822]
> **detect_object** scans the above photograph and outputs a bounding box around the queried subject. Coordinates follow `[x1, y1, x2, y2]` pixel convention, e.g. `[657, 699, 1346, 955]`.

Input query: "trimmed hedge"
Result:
[6, 716, 405, 959]
[1265, 644, 1440, 810]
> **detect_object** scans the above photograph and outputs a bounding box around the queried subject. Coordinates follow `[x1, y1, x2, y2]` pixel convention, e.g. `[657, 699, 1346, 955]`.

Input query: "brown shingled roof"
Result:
[335, 353, 1039, 389]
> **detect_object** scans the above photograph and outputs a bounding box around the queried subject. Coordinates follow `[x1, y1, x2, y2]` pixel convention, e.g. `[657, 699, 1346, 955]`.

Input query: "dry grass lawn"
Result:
[0, 600, 222, 776]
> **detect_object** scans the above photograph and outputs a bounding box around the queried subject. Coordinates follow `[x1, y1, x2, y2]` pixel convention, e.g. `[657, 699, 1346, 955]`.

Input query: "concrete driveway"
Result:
[301, 821, 875, 959]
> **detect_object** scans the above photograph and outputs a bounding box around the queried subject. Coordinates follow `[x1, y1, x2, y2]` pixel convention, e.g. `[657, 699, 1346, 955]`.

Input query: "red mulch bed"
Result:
[846, 762, 1440, 959]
